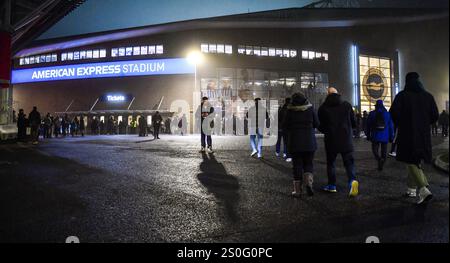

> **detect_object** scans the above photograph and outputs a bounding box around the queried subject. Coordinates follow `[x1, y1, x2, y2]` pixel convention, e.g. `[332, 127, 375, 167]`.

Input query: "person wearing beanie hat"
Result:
[284, 92, 319, 197]
[390, 72, 439, 204]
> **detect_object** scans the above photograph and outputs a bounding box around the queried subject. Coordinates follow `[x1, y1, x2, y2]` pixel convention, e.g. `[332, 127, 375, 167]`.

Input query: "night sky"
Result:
[39, 0, 313, 39]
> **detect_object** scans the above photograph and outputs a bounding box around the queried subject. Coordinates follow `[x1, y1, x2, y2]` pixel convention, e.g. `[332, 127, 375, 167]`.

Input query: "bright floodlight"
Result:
[187, 51, 204, 65]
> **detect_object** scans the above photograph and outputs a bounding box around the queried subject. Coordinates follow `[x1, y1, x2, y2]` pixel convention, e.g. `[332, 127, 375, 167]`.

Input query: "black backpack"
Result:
[375, 111, 386, 130]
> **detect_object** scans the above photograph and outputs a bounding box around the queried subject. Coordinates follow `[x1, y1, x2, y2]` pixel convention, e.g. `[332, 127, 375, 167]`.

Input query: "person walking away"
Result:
[390, 72, 439, 204]
[246, 98, 269, 159]
[43, 113, 52, 139]
[28, 106, 41, 145]
[197, 97, 214, 153]
[365, 100, 394, 171]
[276, 98, 292, 162]
[153, 111, 163, 139]
[138, 115, 147, 137]
[438, 110, 449, 137]
[53, 116, 61, 138]
[284, 93, 319, 197]
[79, 115, 85, 137]
[17, 109, 27, 142]
[361, 111, 368, 138]
[318, 87, 359, 197]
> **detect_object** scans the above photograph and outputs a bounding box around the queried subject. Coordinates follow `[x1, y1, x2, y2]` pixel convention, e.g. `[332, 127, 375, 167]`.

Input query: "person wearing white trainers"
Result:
[390, 72, 439, 205]
[247, 98, 269, 159]
[284, 92, 319, 197]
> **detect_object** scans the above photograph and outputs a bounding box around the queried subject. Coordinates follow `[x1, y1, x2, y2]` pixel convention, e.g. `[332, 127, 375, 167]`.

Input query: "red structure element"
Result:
[0, 30, 11, 89]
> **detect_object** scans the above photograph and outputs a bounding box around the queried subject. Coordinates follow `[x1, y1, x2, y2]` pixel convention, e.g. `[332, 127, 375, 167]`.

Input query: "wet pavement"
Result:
[0, 135, 448, 243]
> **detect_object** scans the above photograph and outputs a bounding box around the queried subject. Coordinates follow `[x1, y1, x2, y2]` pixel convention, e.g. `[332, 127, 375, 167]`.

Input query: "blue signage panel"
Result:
[12, 58, 195, 84]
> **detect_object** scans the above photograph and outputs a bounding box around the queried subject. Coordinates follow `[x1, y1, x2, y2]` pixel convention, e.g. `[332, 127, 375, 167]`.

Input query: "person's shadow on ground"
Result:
[197, 152, 240, 224]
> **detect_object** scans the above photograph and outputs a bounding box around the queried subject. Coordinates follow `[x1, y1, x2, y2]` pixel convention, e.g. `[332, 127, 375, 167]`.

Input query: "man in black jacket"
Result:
[390, 72, 439, 204]
[28, 106, 41, 145]
[153, 111, 163, 139]
[318, 87, 358, 197]
[276, 98, 291, 161]
[197, 97, 214, 153]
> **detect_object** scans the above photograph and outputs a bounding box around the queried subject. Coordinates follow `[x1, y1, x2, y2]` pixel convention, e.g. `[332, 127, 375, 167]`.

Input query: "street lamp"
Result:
[186, 51, 204, 134]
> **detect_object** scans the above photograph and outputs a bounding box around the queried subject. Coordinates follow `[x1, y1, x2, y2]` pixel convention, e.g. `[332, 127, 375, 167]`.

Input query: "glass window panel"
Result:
[217, 44, 225, 54]
[209, 44, 217, 53]
[100, 49, 106, 58]
[315, 52, 322, 58]
[19, 58, 24, 65]
[302, 50, 308, 59]
[246, 46, 253, 55]
[323, 53, 329, 61]
[276, 49, 283, 57]
[201, 43, 209, 53]
[73, 52, 79, 60]
[35, 56, 40, 63]
[359, 56, 369, 66]
[67, 53, 73, 60]
[283, 49, 290, 57]
[308, 51, 315, 59]
[369, 57, 379, 67]
[156, 45, 163, 54]
[141, 46, 148, 55]
[238, 45, 245, 54]
[61, 53, 67, 61]
[290, 50, 297, 58]
[51, 54, 57, 62]
[29, 57, 35, 64]
[118, 48, 125, 56]
[111, 48, 118, 57]
[93, 50, 100, 58]
[380, 58, 390, 68]
[268, 48, 276, 57]
[254, 47, 261, 56]
[125, 47, 133, 56]
[80, 51, 86, 59]
[261, 47, 268, 56]
[148, 45, 156, 54]
[133, 47, 141, 55]
[86, 50, 93, 59]
[24, 57, 29, 64]
[225, 45, 233, 54]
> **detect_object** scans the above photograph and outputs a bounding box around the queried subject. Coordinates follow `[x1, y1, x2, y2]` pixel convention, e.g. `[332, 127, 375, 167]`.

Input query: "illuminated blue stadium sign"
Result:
[12, 58, 195, 84]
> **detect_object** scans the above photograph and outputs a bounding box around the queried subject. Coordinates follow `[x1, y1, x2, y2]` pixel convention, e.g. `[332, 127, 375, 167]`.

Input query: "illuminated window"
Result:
[276, 49, 283, 57]
[261, 47, 268, 56]
[225, 45, 232, 54]
[141, 46, 148, 55]
[254, 47, 261, 56]
[156, 45, 163, 54]
[290, 50, 297, 58]
[35, 56, 40, 64]
[238, 45, 245, 54]
[315, 52, 322, 58]
[111, 48, 118, 57]
[217, 44, 225, 54]
[149, 45, 156, 55]
[118, 48, 125, 57]
[125, 47, 133, 56]
[67, 53, 73, 60]
[61, 53, 67, 61]
[19, 58, 24, 65]
[201, 43, 209, 53]
[323, 53, 328, 61]
[93, 50, 100, 58]
[86, 50, 93, 59]
[268, 48, 276, 57]
[246, 46, 253, 55]
[24, 57, 30, 64]
[29, 57, 35, 64]
[209, 44, 217, 53]
[147, 116, 152, 126]
[45, 55, 51, 62]
[80, 51, 86, 59]
[302, 50, 308, 59]
[133, 47, 140, 56]
[99, 49, 106, 58]
[51, 54, 57, 62]
[73, 52, 79, 60]
[283, 49, 290, 58]
[308, 51, 315, 60]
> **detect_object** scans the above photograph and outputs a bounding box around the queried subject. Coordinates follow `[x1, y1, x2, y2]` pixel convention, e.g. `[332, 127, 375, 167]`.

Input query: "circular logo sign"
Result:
[362, 68, 388, 101]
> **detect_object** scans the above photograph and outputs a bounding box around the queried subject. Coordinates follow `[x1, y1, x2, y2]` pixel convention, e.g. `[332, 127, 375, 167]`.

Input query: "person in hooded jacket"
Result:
[17, 109, 27, 142]
[28, 106, 41, 145]
[390, 72, 439, 205]
[366, 100, 395, 171]
[318, 87, 359, 197]
[276, 97, 292, 162]
[284, 93, 319, 197]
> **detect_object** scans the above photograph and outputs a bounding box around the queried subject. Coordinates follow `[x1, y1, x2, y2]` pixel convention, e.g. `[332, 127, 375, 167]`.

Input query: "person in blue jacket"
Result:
[365, 100, 394, 171]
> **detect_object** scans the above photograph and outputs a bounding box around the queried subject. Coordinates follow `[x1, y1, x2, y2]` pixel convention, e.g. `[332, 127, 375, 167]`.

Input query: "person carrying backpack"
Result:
[366, 100, 394, 171]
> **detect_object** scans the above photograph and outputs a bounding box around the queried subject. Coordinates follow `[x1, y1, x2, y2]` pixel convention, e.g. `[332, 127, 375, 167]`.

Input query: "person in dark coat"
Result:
[17, 109, 27, 142]
[79, 115, 85, 137]
[366, 100, 395, 171]
[138, 115, 147, 137]
[390, 72, 439, 204]
[276, 98, 291, 161]
[284, 92, 319, 197]
[196, 97, 215, 153]
[438, 110, 449, 137]
[153, 111, 163, 139]
[361, 111, 368, 137]
[28, 106, 41, 145]
[318, 87, 358, 197]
